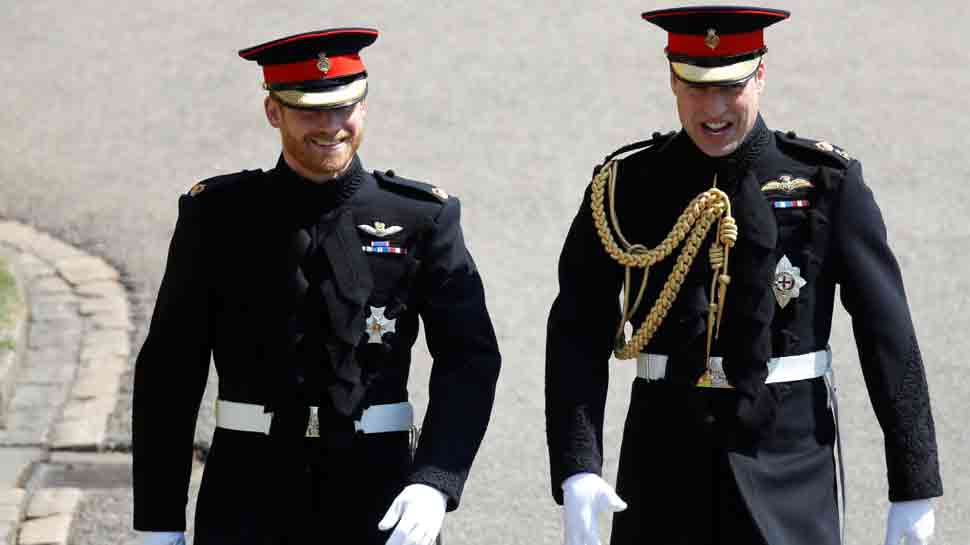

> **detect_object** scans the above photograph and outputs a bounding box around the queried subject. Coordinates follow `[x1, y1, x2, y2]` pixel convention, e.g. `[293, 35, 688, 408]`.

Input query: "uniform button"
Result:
[704, 415, 716, 424]
[786, 131, 797, 138]
[385, 169, 395, 177]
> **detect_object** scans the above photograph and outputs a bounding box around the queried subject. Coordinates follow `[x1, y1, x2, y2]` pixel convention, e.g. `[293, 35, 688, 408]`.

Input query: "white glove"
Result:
[884, 499, 935, 545]
[561, 472, 628, 545]
[378, 483, 447, 545]
[136, 531, 186, 545]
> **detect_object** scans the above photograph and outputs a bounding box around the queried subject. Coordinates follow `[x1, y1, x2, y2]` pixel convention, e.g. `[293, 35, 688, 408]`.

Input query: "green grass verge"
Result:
[0, 257, 21, 348]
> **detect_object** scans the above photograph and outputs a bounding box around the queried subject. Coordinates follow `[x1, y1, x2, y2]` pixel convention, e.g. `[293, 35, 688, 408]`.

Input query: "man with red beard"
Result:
[545, 7, 941, 545]
[132, 28, 500, 545]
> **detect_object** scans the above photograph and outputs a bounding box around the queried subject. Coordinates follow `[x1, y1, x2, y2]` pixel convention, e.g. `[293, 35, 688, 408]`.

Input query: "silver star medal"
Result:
[773, 255, 807, 308]
[365, 306, 396, 344]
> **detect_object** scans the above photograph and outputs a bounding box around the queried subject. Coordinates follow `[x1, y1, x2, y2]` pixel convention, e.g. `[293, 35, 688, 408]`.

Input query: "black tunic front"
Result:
[545, 117, 942, 545]
[132, 155, 501, 544]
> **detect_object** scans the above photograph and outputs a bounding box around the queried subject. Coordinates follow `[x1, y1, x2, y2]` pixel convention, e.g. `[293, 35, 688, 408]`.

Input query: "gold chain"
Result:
[590, 160, 734, 360]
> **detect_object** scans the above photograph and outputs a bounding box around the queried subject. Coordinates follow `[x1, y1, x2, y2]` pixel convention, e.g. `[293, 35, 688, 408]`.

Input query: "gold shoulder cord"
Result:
[590, 160, 737, 361]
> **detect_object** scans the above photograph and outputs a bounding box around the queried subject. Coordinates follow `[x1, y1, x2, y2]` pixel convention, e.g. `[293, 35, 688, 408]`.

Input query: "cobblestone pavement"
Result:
[0, 222, 131, 545]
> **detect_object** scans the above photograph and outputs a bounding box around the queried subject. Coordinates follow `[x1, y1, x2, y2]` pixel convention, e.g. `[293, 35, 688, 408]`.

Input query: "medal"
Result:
[365, 306, 396, 344]
[773, 255, 807, 308]
[772, 199, 810, 209]
[362, 241, 407, 254]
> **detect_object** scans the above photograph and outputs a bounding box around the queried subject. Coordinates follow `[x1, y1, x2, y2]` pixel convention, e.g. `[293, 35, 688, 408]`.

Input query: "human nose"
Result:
[306, 109, 346, 134]
[701, 89, 729, 117]
[319, 110, 345, 132]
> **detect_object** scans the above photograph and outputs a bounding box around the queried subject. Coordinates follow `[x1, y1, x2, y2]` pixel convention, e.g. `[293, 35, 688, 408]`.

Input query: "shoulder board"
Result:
[374, 169, 449, 203]
[604, 130, 677, 164]
[774, 131, 854, 169]
[594, 131, 677, 176]
[186, 169, 262, 197]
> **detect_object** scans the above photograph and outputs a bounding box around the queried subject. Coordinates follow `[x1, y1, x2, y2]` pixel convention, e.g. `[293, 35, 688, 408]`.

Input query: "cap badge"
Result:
[761, 175, 814, 194]
[773, 255, 807, 308]
[358, 221, 403, 238]
[705, 29, 720, 50]
[431, 187, 449, 201]
[365, 306, 396, 344]
[316, 53, 331, 75]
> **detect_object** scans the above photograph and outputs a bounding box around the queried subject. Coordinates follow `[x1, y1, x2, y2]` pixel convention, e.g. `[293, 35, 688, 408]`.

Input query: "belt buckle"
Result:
[696, 359, 733, 389]
[305, 406, 320, 438]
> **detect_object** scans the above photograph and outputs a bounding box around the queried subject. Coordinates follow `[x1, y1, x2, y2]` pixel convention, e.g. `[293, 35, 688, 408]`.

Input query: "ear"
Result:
[264, 95, 283, 128]
[753, 61, 767, 93]
[669, 69, 678, 96]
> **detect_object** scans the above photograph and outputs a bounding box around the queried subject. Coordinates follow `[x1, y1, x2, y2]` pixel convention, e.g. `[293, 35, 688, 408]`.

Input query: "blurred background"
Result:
[1, 1, 967, 543]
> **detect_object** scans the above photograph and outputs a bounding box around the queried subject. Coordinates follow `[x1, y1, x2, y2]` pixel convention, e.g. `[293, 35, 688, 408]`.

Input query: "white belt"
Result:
[215, 400, 413, 436]
[636, 349, 831, 389]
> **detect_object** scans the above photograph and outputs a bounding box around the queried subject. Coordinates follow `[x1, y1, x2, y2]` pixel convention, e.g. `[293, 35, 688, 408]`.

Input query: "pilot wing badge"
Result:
[357, 221, 403, 238]
[760, 174, 813, 194]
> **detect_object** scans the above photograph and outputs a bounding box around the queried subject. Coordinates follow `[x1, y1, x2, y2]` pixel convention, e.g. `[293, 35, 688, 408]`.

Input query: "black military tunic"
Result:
[133, 155, 501, 544]
[545, 116, 941, 545]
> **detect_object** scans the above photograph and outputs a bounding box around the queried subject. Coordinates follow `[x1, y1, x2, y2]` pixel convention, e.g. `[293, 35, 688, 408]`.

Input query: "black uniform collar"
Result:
[274, 153, 365, 216]
[675, 114, 770, 192]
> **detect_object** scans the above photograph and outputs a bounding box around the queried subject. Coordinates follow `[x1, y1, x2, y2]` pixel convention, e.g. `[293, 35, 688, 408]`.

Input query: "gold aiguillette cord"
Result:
[590, 163, 736, 362]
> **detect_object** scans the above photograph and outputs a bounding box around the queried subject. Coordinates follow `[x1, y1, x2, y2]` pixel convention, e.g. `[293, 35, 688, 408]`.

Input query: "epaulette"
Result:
[374, 169, 449, 203]
[186, 169, 261, 197]
[775, 130, 854, 169]
[593, 130, 677, 176]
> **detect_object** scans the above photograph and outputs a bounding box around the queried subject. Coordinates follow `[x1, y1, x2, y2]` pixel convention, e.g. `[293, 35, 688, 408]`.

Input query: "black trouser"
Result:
[610, 378, 839, 545]
[193, 425, 411, 545]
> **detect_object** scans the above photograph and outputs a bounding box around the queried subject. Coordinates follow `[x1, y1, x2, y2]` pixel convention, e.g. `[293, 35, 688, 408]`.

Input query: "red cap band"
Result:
[262, 54, 364, 85]
[667, 30, 763, 57]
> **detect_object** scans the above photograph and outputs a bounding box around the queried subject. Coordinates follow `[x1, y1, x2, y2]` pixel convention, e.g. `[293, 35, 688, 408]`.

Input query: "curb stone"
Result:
[0, 251, 28, 428]
[0, 489, 26, 545]
[0, 221, 132, 545]
[18, 488, 82, 545]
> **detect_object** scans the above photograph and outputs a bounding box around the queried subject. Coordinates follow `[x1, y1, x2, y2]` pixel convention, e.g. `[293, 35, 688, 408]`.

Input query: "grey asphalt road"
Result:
[2, 1, 968, 544]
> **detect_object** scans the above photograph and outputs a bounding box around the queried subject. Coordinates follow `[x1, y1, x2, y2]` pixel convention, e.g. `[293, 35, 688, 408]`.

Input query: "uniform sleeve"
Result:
[410, 196, 501, 511]
[835, 161, 943, 501]
[132, 194, 213, 530]
[545, 185, 621, 504]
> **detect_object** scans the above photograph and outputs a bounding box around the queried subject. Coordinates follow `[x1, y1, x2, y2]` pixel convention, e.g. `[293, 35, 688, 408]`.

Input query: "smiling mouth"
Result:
[309, 136, 345, 149]
[701, 121, 733, 135]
